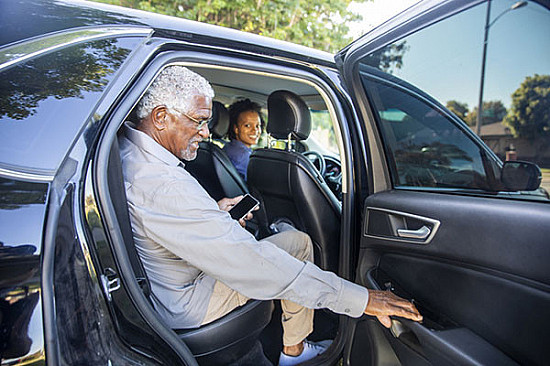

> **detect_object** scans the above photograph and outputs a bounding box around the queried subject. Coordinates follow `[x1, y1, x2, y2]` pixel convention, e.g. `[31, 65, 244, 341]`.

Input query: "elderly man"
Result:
[119, 65, 421, 365]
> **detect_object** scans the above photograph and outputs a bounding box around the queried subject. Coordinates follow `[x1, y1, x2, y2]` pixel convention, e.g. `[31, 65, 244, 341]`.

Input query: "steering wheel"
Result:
[303, 151, 326, 177]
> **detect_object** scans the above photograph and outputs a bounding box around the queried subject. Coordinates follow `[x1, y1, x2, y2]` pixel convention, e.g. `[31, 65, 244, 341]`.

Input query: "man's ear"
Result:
[151, 105, 168, 131]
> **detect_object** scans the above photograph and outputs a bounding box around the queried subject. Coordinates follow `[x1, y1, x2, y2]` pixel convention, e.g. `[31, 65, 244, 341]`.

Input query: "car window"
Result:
[359, 0, 549, 200]
[0, 36, 142, 174]
[307, 109, 339, 157]
[363, 77, 494, 190]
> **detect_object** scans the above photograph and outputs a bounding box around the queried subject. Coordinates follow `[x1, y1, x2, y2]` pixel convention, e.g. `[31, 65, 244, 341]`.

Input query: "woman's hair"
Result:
[227, 99, 265, 140]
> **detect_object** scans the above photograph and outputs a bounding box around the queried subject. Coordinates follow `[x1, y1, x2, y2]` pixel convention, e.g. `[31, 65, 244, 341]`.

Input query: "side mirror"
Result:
[501, 161, 542, 191]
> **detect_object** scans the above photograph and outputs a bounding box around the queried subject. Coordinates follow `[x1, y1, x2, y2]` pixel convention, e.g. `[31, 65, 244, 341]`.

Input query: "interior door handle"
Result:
[397, 225, 431, 240]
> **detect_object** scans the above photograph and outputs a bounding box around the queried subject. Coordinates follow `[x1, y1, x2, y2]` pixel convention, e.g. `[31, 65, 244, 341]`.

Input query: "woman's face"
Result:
[234, 110, 261, 147]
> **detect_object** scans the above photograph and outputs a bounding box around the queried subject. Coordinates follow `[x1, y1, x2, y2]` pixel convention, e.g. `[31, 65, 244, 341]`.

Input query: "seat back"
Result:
[248, 91, 341, 271]
[185, 101, 248, 201]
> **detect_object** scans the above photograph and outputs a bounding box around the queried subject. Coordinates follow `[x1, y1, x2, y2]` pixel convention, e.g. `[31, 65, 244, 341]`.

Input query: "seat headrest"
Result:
[209, 101, 230, 139]
[267, 90, 311, 141]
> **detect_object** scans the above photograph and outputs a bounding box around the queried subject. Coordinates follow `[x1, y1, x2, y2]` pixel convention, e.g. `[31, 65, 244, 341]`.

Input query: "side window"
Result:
[359, 0, 549, 200]
[308, 109, 339, 156]
[364, 77, 493, 190]
[0, 36, 142, 173]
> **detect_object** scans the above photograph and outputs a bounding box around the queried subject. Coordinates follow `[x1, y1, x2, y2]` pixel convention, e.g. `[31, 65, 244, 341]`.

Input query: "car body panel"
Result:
[0, 178, 47, 364]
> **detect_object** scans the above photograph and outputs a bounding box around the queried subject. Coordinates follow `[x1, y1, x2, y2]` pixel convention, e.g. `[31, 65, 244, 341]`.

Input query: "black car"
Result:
[1, 0, 549, 365]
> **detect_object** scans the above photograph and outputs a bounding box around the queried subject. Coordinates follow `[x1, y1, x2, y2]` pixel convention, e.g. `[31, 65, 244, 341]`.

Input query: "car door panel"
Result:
[336, 1, 549, 365]
[355, 190, 550, 365]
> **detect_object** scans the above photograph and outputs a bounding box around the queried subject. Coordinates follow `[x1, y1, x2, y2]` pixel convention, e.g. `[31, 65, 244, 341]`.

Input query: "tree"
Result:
[360, 41, 408, 73]
[92, 0, 370, 52]
[465, 100, 507, 127]
[503, 74, 550, 139]
[446, 100, 469, 122]
[0, 39, 131, 120]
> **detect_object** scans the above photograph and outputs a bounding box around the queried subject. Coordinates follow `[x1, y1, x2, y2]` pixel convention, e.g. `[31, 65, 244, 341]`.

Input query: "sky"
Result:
[348, 0, 421, 39]
[346, 0, 549, 110]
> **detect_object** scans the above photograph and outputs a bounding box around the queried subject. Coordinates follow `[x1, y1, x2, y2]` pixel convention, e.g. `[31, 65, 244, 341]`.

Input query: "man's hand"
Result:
[217, 196, 257, 227]
[217, 196, 242, 212]
[364, 290, 422, 328]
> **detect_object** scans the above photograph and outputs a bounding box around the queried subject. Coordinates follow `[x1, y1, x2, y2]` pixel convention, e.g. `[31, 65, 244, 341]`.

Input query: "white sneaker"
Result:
[278, 340, 332, 366]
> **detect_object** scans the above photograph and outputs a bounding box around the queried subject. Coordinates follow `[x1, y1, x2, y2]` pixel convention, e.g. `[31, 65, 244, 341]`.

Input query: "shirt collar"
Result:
[122, 122, 183, 168]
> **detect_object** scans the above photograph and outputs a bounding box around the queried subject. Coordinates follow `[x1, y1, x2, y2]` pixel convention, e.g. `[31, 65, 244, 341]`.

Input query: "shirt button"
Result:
[317, 302, 322, 307]
[345, 308, 350, 313]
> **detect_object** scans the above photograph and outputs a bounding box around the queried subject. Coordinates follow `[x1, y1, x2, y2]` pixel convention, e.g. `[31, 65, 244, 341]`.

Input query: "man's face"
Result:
[234, 110, 261, 148]
[164, 94, 212, 161]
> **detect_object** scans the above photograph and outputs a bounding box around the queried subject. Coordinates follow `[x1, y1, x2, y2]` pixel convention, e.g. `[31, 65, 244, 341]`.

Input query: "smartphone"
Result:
[229, 194, 260, 220]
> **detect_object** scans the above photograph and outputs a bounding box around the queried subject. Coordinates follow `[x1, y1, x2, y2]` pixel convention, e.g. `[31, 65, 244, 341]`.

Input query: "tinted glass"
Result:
[308, 110, 339, 156]
[0, 37, 141, 173]
[364, 78, 491, 190]
[360, 0, 549, 199]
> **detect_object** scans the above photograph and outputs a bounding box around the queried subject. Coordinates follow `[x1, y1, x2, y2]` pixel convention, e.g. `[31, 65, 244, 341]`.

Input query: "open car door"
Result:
[336, 0, 550, 365]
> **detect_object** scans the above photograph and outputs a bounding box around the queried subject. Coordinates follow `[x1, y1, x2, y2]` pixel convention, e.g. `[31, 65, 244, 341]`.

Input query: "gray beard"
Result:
[180, 137, 202, 161]
[180, 148, 197, 161]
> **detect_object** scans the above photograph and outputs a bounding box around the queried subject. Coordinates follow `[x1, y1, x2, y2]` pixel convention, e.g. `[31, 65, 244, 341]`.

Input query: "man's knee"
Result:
[289, 230, 313, 262]
[265, 230, 313, 262]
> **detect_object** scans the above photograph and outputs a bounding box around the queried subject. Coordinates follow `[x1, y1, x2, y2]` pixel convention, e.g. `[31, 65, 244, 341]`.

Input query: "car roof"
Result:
[0, 0, 335, 67]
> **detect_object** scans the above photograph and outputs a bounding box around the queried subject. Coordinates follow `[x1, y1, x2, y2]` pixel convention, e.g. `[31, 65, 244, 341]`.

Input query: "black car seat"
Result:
[107, 136, 273, 365]
[185, 101, 248, 201]
[247, 90, 342, 271]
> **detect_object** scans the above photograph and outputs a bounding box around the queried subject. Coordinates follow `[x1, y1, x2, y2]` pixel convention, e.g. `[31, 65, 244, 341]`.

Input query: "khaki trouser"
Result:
[201, 230, 314, 346]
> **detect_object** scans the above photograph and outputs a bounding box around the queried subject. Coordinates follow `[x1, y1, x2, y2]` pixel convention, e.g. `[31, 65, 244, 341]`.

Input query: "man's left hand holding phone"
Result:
[217, 194, 260, 227]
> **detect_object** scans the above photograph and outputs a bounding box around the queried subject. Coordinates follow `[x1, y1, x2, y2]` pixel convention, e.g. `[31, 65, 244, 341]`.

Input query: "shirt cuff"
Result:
[333, 279, 369, 318]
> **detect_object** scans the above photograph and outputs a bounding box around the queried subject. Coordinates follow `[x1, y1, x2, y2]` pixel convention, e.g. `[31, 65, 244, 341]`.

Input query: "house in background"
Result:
[480, 122, 550, 167]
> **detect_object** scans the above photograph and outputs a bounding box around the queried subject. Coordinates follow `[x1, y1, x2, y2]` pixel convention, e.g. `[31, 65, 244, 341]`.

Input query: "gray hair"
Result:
[136, 66, 214, 120]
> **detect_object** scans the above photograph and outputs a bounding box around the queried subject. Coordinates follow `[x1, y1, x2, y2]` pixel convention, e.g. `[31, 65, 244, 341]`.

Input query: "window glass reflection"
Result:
[364, 77, 490, 190]
[0, 37, 141, 173]
[483, 0, 550, 193]
[360, 1, 549, 198]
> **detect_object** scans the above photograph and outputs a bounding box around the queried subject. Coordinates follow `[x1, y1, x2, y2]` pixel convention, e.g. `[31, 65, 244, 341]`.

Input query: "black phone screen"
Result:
[229, 194, 259, 220]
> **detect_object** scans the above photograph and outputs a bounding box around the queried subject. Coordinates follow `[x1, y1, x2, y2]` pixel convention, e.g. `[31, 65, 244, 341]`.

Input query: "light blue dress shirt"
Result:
[119, 123, 369, 329]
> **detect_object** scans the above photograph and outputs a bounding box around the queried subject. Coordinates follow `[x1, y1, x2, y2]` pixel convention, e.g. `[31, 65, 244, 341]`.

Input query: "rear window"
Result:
[0, 37, 142, 174]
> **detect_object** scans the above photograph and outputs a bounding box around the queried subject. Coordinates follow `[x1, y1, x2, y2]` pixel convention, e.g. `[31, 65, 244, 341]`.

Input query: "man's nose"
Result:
[198, 123, 210, 138]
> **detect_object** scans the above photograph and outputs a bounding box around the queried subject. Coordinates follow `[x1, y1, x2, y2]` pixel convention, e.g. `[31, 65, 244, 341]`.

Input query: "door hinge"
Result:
[101, 267, 121, 301]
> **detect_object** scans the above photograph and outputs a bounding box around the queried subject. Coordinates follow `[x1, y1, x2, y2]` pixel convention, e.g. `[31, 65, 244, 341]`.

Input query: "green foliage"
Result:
[92, 0, 369, 52]
[503, 74, 550, 139]
[464, 100, 507, 127]
[0, 39, 130, 120]
[361, 41, 408, 73]
[446, 100, 469, 121]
